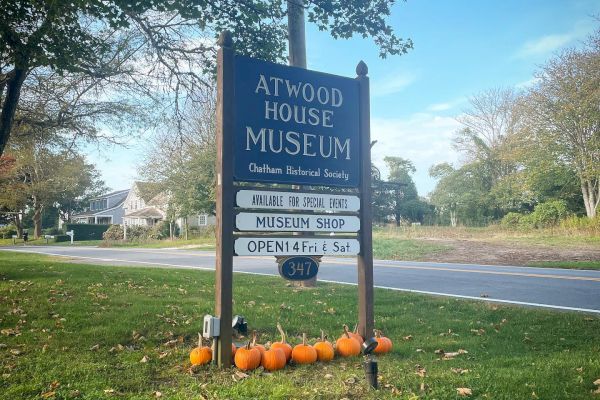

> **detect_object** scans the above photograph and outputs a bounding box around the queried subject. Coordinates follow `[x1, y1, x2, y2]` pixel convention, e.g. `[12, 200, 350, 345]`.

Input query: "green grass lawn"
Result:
[527, 261, 600, 271]
[372, 237, 450, 261]
[1, 252, 599, 399]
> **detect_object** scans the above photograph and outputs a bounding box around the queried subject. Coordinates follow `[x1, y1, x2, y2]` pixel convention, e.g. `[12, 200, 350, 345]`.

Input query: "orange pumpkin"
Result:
[314, 329, 334, 362]
[271, 323, 292, 362]
[373, 329, 393, 354]
[336, 325, 361, 357]
[292, 333, 317, 365]
[261, 347, 286, 371]
[349, 324, 365, 345]
[234, 342, 261, 371]
[251, 330, 266, 356]
[190, 333, 212, 366]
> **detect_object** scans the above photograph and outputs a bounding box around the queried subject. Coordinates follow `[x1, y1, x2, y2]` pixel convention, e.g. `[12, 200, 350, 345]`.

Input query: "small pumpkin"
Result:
[314, 330, 334, 362]
[251, 330, 266, 356]
[292, 333, 317, 364]
[271, 323, 293, 362]
[234, 341, 261, 371]
[261, 347, 286, 371]
[190, 333, 212, 366]
[350, 324, 365, 345]
[336, 324, 361, 357]
[373, 329, 393, 354]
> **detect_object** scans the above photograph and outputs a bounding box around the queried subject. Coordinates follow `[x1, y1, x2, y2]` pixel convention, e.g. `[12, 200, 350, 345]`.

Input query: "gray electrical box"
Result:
[203, 315, 220, 338]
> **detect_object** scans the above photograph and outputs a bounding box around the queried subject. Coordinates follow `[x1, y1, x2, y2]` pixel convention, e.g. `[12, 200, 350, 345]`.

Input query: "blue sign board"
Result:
[234, 55, 360, 187]
[278, 256, 319, 281]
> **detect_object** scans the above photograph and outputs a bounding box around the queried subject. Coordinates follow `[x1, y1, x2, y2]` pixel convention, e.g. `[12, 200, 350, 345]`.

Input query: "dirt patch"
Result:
[420, 238, 600, 266]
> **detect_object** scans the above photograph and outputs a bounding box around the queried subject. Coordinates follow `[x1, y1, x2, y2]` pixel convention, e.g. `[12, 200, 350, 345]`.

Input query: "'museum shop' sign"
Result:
[234, 55, 360, 187]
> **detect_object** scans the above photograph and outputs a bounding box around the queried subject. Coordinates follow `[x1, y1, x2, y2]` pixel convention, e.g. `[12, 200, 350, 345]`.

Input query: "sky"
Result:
[87, 0, 599, 196]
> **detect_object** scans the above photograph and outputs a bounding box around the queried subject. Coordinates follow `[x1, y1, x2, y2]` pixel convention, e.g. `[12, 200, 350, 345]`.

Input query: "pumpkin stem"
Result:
[302, 333, 307, 346]
[276, 322, 287, 344]
[353, 324, 359, 334]
[343, 324, 351, 338]
[320, 329, 325, 342]
[251, 330, 258, 347]
[197, 332, 203, 348]
[246, 341, 252, 350]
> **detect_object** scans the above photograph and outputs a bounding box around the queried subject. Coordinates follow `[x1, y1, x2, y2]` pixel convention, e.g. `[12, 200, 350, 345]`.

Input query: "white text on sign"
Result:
[234, 237, 360, 256]
[236, 190, 360, 212]
[236, 212, 360, 232]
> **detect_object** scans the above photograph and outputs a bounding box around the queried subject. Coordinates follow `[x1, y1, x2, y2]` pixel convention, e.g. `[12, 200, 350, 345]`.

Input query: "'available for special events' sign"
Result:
[233, 55, 361, 187]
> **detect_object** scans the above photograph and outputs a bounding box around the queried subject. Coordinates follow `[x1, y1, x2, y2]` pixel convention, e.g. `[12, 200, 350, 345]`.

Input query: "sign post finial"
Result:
[218, 31, 233, 48]
[356, 60, 369, 77]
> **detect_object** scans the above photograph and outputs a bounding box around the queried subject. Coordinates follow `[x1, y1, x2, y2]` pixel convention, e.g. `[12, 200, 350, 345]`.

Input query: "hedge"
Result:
[54, 235, 71, 243]
[64, 224, 111, 241]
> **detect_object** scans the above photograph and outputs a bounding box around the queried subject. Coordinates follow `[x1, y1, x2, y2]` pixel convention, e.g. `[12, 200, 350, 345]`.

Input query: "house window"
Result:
[198, 215, 207, 226]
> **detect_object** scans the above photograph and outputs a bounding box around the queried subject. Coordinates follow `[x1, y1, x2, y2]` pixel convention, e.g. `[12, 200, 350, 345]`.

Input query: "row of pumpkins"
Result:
[190, 323, 393, 371]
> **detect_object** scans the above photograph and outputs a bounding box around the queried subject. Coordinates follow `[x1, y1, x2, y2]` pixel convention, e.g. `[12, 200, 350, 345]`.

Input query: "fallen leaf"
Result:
[89, 344, 100, 351]
[140, 355, 149, 363]
[403, 335, 413, 341]
[457, 387, 472, 396]
[344, 377, 356, 384]
[451, 368, 470, 374]
[158, 351, 169, 359]
[41, 391, 55, 398]
[154, 391, 162, 398]
[594, 378, 600, 386]
[324, 374, 333, 379]
[234, 371, 249, 380]
[415, 348, 424, 353]
[104, 389, 115, 394]
[415, 365, 426, 378]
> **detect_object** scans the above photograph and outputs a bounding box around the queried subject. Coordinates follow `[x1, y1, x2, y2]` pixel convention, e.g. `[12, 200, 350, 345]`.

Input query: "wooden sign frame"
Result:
[214, 31, 373, 367]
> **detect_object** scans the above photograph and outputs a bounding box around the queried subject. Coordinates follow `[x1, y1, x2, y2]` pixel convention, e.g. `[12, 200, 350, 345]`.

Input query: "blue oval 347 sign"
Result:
[234, 55, 360, 187]
[278, 256, 319, 281]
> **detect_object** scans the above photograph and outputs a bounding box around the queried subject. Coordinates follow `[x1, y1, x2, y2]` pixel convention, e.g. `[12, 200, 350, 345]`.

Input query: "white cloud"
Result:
[515, 77, 541, 89]
[371, 112, 462, 195]
[514, 20, 593, 59]
[371, 71, 418, 97]
[426, 97, 466, 112]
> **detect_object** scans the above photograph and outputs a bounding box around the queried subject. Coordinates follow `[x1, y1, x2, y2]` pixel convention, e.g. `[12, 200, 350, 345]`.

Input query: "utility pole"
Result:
[287, 0, 307, 68]
[287, 0, 316, 288]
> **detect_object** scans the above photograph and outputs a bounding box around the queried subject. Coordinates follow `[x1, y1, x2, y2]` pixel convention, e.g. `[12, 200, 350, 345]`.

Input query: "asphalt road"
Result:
[4, 245, 600, 313]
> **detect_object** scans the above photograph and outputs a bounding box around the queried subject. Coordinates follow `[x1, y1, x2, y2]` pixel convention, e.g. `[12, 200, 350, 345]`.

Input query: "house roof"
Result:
[125, 206, 164, 218]
[90, 189, 129, 200]
[72, 199, 126, 217]
[135, 182, 163, 203]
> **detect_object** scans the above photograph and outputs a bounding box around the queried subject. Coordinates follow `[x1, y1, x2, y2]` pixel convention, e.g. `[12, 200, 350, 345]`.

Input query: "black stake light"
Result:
[362, 337, 379, 389]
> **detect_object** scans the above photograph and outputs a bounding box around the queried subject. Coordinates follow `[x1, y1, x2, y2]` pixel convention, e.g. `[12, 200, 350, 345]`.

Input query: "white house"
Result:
[122, 182, 215, 229]
[72, 189, 130, 225]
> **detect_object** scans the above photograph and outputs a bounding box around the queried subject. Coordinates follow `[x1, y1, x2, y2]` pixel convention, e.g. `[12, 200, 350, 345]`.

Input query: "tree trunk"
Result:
[169, 220, 173, 240]
[450, 210, 457, 227]
[13, 212, 23, 237]
[581, 179, 599, 218]
[0, 68, 28, 157]
[33, 196, 43, 239]
[184, 217, 188, 240]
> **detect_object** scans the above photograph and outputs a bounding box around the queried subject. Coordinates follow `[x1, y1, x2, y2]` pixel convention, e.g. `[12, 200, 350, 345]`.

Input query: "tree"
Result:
[138, 89, 217, 235]
[0, 154, 28, 235]
[0, 0, 413, 156]
[5, 138, 105, 238]
[383, 156, 422, 225]
[520, 29, 600, 217]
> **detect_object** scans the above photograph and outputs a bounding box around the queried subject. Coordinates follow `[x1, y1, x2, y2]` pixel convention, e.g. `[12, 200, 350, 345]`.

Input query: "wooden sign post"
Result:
[214, 30, 373, 367]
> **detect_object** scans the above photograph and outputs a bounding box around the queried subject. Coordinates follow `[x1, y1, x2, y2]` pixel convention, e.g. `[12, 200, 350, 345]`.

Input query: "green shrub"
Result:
[501, 212, 522, 228]
[148, 221, 169, 240]
[64, 223, 111, 241]
[125, 225, 151, 240]
[528, 200, 569, 228]
[54, 234, 70, 242]
[0, 224, 17, 239]
[103, 225, 124, 241]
